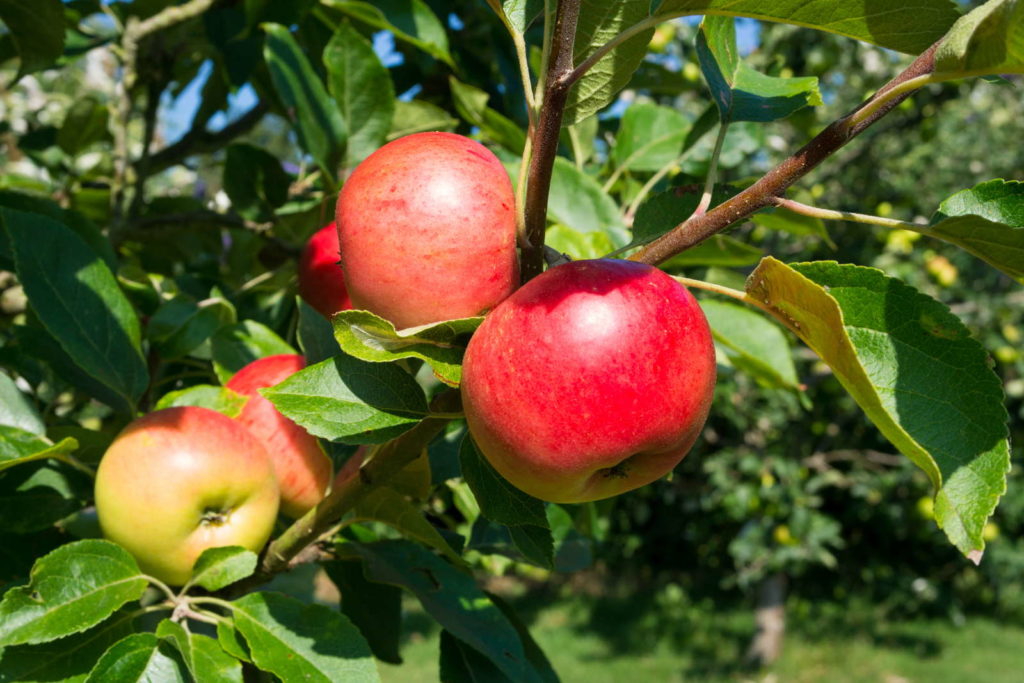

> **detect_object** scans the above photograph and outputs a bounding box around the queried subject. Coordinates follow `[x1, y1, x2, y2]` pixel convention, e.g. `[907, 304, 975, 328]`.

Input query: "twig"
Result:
[147, 100, 269, 173]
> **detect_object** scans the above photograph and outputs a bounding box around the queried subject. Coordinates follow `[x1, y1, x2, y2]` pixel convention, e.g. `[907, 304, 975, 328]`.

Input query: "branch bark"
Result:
[147, 100, 270, 173]
[629, 41, 942, 266]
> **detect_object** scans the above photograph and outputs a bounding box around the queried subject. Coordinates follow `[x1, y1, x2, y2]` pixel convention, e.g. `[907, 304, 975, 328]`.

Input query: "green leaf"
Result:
[546, 157, 629, 246]
[752, 206, 835, 249]
[934, 0, 1024, 78]
[925, 179, 1024, 282]
[324, 20, 396, 166]
[388, 100, 458, 140]
[746, 258, 1011, 556]
[298, 298, 342, 365]
[57, 97, 109, 155]
[0, 540, 148, 647]
[662, 234, 763, 268]
[629, 185, 739, 251]
[1, 208, 147, 412]
[508, 524, 555, 569]
[216, 621, 251, 663]
[544, 225, 616, 261]
[696, 16, 821, 123]
[260, 353, 428, 444]
[449, 76, 527, 152]
[490, 0, 545, 34]
[211, 320, 296, 384]
[0, 371, 43, 434]
[156, 620, 243, 683]
[0, 462, 86, 534]
[231, 592, 379, 683]
[84, 633, 188, 683]
[154, 385, 250, 418]
[700, 299, 800, 390]
[0, 609, 136, 683]
[0, 426, 78, 473]
[223, 143, 291, 222]
[332, 310, 483, 387]
[612, 103, 690, 172]
[323, 0, 454, 67]
[439, 629, 510, 682]
[323, 559, 403, 664]
[263, 23, 347, 178]
[0, 190, 116, 272]
[0, 0, 65, 80]
[349, 486, 463, 563]
[459, 436, 549, 529]
[185, 546, 259, 593]
[148, 295, 236, 361]
[338, 540, 532, 682]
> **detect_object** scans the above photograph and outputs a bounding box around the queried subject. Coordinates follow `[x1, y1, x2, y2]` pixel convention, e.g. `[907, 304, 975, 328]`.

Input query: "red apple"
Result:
[298, 222, 352, 319]
[461, 259, 716, 503]
[94, 406, 279, 586]
[336, 132, 518, 329]
[226, 354, 332, 518]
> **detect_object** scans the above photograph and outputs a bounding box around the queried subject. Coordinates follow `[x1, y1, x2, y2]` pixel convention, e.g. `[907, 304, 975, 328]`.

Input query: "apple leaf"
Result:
[0, 609, 136, 683]
[545, 225, 617, 261]
[337, 540, 535, 682]
[1, 208, 148, 413]
[0, 371, 44, 435]
[57, 97, 109, 156]
[700, 299, 800, 391]
[547, 157, 630, 246]
[0, 540, 148, 647]
[154, 385, 250, 418]
[211, 320, 296, 384]
[0, 462, 87, 534]
[323, 559, 403, 664]
[746, 258, 1011, 556]
[147, 295, 236, 361]
[449, 76, 527, 152]
[752, 206, 835, 249]
[0, 191, 116, 271]
[923, 179, 1024, 282]
[185, 547, 259, 593]
[934, 0, 1024, 78]
[84, 632, 189, 683]
[156, 620, 243, 683]
[332, 310, 483, 387]
[459, 436, 550, 530]
[697, 16, 821, 123]
[216, 621, 251, 663]
[629, 185, 743, 254]
[612, 103, 691, 173]
[297, 299, 342, 366]
[322, 0, 454, 67]
[261, 354, 429, 444]
[0, 0, 64, 81]
[662, 235, 763, 268]
[230, 592, 379, 683]
[222, 143, 290, 223]
[348, 486, 463, 564]
[388, 100, 458, 140]
[263, 23, 347, 179]
[0, 426, 78, 473]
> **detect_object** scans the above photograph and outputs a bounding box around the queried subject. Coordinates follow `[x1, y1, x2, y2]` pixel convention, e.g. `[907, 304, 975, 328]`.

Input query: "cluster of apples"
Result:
[94, 132, 716, 585]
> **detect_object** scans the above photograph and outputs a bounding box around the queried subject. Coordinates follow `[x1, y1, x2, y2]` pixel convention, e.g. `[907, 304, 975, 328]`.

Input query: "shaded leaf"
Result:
[156, 620, 243, 683]
[0, 371, 43, 435]
[449, 76, 527, 151]
[211, 320, 296, 384]
[701, 299, 800, 390]
[154, 385, 250, 418]
[223, 143, 290, 222]
[934, 0, 1024, 77]
[0, 0, 65, 79]
[84, 633, 188, 683]
[349, 486, 463, 563]
[185, 546, 259, 593]
[323, 559, 403, 664]
[148, 296, 236, 361]
[459, 436, 549, 529]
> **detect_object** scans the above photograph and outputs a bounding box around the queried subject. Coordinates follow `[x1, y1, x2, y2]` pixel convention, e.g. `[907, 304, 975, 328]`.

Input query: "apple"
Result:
[226, 354, 333, 518]
[336, 132, 518, 329]
[94, 406, 279, 586]
[298, 222, 352, 319]
[461, 259, 716, 503]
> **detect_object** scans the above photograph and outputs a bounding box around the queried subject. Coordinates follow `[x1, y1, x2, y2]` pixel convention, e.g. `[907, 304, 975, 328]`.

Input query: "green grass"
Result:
[379, 593, 1024, 683]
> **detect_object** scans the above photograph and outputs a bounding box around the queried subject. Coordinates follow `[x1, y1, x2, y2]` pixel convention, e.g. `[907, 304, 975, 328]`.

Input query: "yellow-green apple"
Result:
[461, 259, 716, 503]
[298, 222, 352, 318]
[226, 354, 332, 517]
[94, 406, 279, 586]
[335, 132, 518, 329]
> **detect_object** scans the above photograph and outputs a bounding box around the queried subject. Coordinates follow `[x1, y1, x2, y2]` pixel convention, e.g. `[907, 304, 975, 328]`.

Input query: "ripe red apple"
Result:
[94, 406, 279, 586]
[298, 222, 352, 318]
[336, 132, 518, 329]
[226, 354, 332, 518]
[461, 259, 716, 503]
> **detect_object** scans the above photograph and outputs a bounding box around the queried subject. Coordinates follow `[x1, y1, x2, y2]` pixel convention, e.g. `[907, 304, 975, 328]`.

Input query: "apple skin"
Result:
[94, 406, 279, 586]
[336, 132, 518, 329]
[461, 259, 716, 503]
[298, 222, 352, 319]
[226, 354, 333, 518]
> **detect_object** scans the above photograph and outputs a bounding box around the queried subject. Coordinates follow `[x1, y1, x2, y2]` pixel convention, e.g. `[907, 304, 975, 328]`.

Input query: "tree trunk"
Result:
[745, 572, 788, 667]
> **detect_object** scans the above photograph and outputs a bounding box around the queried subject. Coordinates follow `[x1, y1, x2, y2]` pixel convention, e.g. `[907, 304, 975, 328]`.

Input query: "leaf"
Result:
[752, 206, 835, 248]
[211, 320, 296, 384]
[700, 299, 800, 390]
[925, 179, 1024, 282]
[263, 23, 347, 178]
[0, 0, 65, 80]
[388, 99, 458, 139]
[459, 435, 549, 529]
[494, 0, 545, 34]
[156, 620, 243, 683]
[629, 185, 739, 251]
[662, 234, 763, 267]
[507, 525, 554, 569]
[323, 559, 403, 664]
[216, 621, 251, 663]
[1, 208, 148, 411]
[57, 97, 109, 155]
[333, 310, 483, 387]
[548, 157, 629, 246]
[0, 462, 86, 534]
[0, 540, 147, 647]
[612, 103, 690, 172]
[231, 592, 379, 683]
[298, 298, 342, 365]
[0, 426, 78, 473]
[448, 76, 527, 152]
[349, 486, 463, 563]
[148, 296, 236, 361]
[338, 540, 532, 682]
[84, 633, 188, 683]
[0, 371, 44, 434]
[223, 143, 291, 222]
[934, 0, 1024, 78]
[746, 258, 1011, 554]
[323, 0, 454, 67]
[324, 20, 396, 166]
[154, 385, 250, 418]
[544, 225, 616, 261]
[185, 547, 259, 593]
[0, 190, 117, 272]
[260, 353, 428, 444]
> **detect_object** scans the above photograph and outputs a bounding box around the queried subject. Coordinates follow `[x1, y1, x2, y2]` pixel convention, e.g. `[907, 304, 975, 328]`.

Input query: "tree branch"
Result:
[629, 41, 942, 266]
[147, 100, 270, 173]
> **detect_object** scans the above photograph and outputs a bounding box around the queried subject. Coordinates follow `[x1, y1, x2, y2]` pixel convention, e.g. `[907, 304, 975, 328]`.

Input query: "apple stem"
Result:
[142, 574, 180, 604]
[672, 276, 780, 321]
